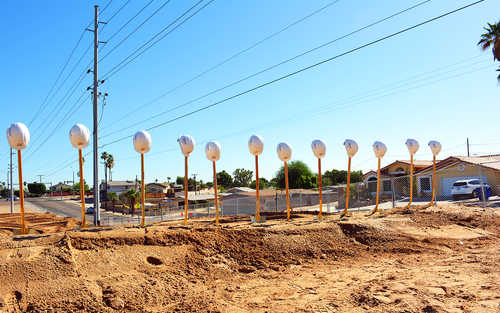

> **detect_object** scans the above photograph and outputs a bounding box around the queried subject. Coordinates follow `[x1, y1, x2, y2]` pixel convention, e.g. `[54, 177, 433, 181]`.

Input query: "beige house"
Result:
[145, 183, 169, 193]
[415, 155, 500, 197]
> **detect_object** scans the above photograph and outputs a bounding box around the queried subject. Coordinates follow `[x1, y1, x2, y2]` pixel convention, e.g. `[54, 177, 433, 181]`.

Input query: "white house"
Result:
[99, 180, 138, 195]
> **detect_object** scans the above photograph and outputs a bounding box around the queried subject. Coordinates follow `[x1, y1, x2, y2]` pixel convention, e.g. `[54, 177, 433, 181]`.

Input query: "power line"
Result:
[99, 0, 154, 50]
[100, 0, 432, 135]
[99, 0, 172, 62]
[101, 0, 213, 80]
[27, 1, 116, 129]
[24, 91, 89, 163]
[28, 29, 88, 127]
[33, 1, 485, 177]
[100, 0, 343, 131]
[98, 0, 483, 147]
[17, 58, 494, 180]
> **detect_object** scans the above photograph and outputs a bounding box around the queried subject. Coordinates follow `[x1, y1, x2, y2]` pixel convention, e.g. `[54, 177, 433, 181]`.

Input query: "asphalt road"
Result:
[26, 197, 118, 221]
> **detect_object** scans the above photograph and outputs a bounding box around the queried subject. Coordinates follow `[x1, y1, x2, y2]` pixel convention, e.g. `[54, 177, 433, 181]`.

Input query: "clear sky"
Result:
[1, 0, 499, 189]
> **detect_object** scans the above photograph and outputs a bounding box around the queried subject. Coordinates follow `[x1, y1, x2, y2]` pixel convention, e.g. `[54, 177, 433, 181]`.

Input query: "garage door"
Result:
[440, 176, 487, 196]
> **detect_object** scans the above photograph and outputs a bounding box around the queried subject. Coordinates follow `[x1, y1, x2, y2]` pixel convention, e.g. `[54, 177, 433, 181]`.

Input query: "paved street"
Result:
[26, 197, 118, 221]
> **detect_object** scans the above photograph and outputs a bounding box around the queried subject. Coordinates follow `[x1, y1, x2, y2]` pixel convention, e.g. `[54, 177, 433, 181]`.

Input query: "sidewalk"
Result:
[0, 200, 35, 214]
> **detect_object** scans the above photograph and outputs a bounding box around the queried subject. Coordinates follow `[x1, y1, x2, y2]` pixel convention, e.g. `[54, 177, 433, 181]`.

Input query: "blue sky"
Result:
[1, 0, 499, 189]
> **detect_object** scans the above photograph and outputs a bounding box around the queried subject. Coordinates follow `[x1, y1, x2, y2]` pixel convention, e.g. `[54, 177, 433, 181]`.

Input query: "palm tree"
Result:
[101, 152, 109, 209]
[122, 189, 140, 214]
[106, 154, 114, 181]
[478, 21, 500, 83]
[108, 192, 118, 213]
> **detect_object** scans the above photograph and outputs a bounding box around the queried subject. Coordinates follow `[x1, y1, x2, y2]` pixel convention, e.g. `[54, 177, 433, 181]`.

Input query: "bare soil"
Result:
[0, 203, 499, 312]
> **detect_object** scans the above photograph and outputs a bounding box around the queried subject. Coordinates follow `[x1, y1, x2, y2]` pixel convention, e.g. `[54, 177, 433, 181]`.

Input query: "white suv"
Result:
[451, 179, 491, 200]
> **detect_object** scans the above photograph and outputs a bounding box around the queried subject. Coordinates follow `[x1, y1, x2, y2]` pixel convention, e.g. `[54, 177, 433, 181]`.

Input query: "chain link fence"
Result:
[28, 160, 500, 228]
[334, 160, 500, 211]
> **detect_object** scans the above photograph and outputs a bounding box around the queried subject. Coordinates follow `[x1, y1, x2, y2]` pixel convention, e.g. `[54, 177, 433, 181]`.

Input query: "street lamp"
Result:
[249, 135, 265, 223]
[342, 139, 358, 217]
[428, 141, 442, 206]
[277, 142, 292, 221]
[311, 139, 326, 220]
[178, 135, 195, 225]
[205, 141, 221, 226]
[69, 124, 91, 228]
[372, 141, 387, 213]
[6, 122, 31, 235]
[133, 130, 152, 227]
[405, 139, 419, 208]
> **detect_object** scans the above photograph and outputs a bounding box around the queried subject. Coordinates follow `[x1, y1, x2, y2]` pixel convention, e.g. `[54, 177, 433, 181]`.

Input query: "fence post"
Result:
[478, 164, 486, 207]
[357, 183, 360, 211]
[236, 197, 239, 215]
[326, 188, 330, 213]
[391, 178, 395, 208]
[300, 190, 302, 210]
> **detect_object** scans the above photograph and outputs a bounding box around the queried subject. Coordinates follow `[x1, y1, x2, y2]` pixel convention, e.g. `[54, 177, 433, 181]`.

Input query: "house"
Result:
[415, 155, 500, 197]
[99, 180, 138, 195]
[145, 183, 169, 193]
[361, 160, 434, 194]
[51, 182, 72, 192]
[225, 187, 256, 194]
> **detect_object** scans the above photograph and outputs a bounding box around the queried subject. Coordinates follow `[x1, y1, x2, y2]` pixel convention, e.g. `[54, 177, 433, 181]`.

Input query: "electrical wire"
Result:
[101, 0, 212, 79]
[98, 0, 484, 146]
[28, 29, 88, 127]
[32, 0, 486, 179]
[24, 91, 89, 163]
[99, 0, 172, 62]
[100, 0, 344, 131]
[99, 0, 154, 52]
[100, 0, 433, 134]
[28, 0, 117, 131]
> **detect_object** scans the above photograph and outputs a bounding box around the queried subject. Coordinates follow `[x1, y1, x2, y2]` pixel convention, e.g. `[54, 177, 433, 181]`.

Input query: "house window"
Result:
[395, 167, 404, 173]
[367, 177, 377, 192]
[419, 176, 431, 192]
[382, 180, 392, 192]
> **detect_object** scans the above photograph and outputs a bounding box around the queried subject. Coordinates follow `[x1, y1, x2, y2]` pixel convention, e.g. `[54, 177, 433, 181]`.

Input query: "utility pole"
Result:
[467, 138, 470, 157]
[192, 174, 197, 195]
[37, 175, 44, 184]
[86, 5, 107, 226]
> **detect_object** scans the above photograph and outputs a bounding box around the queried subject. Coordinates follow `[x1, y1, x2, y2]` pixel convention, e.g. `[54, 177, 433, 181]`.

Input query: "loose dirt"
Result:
[0, 203, 499, 312]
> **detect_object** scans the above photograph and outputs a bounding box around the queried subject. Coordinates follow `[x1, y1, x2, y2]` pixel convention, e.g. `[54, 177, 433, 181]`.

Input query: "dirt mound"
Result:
[0, 204, 499, 312]
[0, 212, 81, 237]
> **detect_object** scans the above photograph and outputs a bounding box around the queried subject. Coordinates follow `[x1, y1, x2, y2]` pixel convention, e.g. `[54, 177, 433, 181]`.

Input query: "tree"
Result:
[74, 181, 90, 193]
[108, 192, 118, 213]
[250, 178, 267, 190]
[478, 21, 500, 83]
[101, 152, 109, 196]
[122, 189, 140, 214]
[167, 177, 171, 183]
[274, 160, 317, 189]
[217, 170, 233, 187]
[206, 181, 214, 188]
[350, 170, 363, 184]
[322, 177, 333, 186]
[176, 176, 184, 185]
[324, 169, 363, 185]
[27, 183, 46, 196]
[232, 168, 253, 187]
[106, 154, 114, 181]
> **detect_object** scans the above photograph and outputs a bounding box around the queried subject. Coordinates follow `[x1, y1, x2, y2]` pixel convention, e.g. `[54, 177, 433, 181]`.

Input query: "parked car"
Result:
[451, 179, 491, 200]
[6, 196, 19, 201]
[86, 207, 95, 214]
